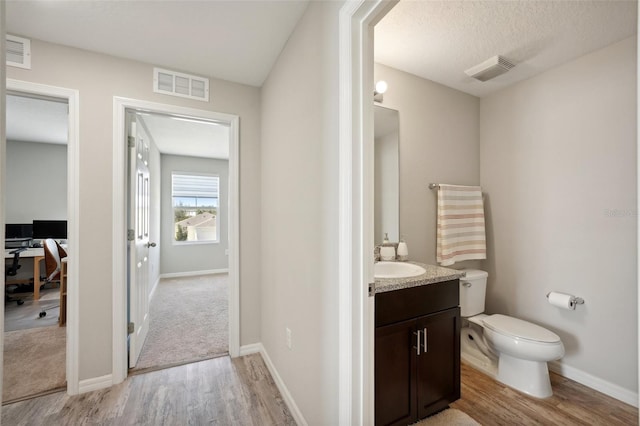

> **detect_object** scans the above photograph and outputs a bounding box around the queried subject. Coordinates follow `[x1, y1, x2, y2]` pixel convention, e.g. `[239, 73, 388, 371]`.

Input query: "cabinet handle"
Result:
[423, 327, 428, 353]
[413, 330, 421, 356]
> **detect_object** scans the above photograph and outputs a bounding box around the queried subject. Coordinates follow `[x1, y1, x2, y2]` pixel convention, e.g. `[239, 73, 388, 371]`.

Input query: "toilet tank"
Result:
[459, 269, 488, 317]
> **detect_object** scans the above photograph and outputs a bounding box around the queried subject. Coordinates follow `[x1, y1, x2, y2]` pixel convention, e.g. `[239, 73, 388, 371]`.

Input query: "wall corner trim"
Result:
[549, 361, 639, 407]
[78, 374, 113, 394]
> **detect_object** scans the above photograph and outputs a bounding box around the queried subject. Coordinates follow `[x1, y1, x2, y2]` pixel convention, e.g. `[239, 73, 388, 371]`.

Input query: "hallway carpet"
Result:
[133, 274, 228, 371]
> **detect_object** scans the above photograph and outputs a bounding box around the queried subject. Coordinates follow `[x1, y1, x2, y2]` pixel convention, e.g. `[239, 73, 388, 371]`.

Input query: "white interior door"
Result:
[127, 112, 153, 368]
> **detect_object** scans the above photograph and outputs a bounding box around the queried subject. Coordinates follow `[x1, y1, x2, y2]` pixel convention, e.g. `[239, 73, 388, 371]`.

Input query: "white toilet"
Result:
[459, 269, 564, 398]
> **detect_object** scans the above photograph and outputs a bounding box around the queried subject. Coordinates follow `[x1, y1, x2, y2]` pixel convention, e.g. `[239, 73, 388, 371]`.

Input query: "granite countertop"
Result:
[373, 261, 465, 294]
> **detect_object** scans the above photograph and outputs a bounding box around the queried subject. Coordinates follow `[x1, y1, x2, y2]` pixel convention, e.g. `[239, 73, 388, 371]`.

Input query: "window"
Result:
[172, 173, 219, 243]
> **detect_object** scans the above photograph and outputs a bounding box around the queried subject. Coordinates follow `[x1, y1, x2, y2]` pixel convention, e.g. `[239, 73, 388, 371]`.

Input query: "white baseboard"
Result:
[549, 361, 638, 407]
[78, 374, 113, 394]
[159, 269, 229, 279]
[240, 343, 307, 426]
[149, 276, 160, 302]
[239, 343, 262, 356]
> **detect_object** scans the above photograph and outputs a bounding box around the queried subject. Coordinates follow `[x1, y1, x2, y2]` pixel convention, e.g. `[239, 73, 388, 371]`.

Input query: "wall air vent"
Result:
[153, 67, 209, 102]
[6, 34, 31, 69]
[465, 55, 515, 82]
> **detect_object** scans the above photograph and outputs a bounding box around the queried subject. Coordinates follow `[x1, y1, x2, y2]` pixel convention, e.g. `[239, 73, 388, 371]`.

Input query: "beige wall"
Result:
[260, 1, 342, 423]
[374, 63, 481, 267]
[6, 38, 262, 380]
[480, 37, 638, 393]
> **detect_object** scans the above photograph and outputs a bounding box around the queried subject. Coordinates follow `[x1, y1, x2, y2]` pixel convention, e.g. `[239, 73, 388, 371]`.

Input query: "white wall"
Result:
[374, 63, 481, 267]
[7, 38, 262, 381]
[260, 1, 341, 423]
[480, 37, 638, 395]
[160, 154, 229, 274]
[5, 140, 67, 223]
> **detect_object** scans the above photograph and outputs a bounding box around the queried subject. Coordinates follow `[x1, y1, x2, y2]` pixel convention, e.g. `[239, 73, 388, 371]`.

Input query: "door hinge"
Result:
[127, 322, 135, 334]
[127, 136, 135, 148]
[127, 229, 135, 241]
[368, 282, 376, 297]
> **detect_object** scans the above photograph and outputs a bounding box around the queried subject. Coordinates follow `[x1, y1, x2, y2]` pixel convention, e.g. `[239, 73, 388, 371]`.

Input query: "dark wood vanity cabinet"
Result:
[375, 280, 460, 426]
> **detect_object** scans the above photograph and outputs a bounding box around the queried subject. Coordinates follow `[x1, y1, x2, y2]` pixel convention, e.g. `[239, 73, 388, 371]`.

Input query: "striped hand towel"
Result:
[436, 184, 486, 266]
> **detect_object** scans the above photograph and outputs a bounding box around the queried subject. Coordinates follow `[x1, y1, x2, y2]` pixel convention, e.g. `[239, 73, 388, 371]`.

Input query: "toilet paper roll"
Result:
[547, 291, 575, 310]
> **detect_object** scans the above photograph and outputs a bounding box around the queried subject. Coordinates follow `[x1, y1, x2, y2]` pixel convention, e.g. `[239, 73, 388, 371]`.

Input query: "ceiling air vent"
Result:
[6, 34, 31, 69]
[153, 68, 209, 102]
[465, 55, 515, 82]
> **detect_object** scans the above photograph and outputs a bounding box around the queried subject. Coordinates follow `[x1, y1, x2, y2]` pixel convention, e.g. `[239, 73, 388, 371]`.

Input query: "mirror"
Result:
[374, 105, 399, 244]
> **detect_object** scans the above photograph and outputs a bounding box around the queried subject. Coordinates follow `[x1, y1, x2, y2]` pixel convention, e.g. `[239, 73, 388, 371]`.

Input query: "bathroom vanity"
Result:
[373, 263, 464, 426]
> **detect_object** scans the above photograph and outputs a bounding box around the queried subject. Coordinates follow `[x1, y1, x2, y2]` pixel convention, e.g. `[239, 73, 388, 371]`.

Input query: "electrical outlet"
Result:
[225, 249, 229, 255]
[286, 327, 292, 350]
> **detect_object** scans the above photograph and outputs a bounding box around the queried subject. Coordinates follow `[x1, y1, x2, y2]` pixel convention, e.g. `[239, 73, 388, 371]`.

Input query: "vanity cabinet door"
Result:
[375, 318, 417, 426]
[415, 307, 461, 419]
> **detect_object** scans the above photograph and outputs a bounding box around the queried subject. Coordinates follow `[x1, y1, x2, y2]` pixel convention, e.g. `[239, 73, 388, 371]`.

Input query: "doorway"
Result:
[125, 108, 231, 372]
[112, 98, 240, 384]
[3, 79, 80, 399]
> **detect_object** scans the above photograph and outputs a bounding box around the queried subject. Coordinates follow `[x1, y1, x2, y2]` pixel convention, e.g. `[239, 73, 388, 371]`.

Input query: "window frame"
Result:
[171, 171, 220, 245]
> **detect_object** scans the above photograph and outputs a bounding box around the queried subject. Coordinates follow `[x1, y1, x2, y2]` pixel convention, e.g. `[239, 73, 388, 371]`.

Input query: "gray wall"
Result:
[6, 140, 67, 223]
[373, 63, 481, 268]
[480, 37, 637, 394]
[260, 1, 342, 423]
[160, 154, 228, 274]
[7, 38, 262, 381]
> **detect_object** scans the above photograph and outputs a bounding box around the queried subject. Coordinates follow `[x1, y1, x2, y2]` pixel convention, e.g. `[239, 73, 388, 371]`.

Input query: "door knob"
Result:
[146, 242, 157, 248]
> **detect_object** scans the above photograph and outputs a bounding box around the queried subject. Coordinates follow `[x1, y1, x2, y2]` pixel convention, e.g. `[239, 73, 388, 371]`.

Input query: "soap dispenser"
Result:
[380, 233, 396, 261]
[397, 237, 409, 261]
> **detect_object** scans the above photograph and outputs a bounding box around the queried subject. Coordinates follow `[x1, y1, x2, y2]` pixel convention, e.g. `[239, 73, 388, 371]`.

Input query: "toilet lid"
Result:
[482, 314, 560, 343]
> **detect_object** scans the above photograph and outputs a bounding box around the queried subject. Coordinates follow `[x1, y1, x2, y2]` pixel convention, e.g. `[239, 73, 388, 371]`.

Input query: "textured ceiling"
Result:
[6, 95, 228, 159]
[138, 114, 229, 160]
[6, 1, 637, 156]
[6, 0, 309, 87]
[6, 95, 68, 144]
[375, 1, 638, 97]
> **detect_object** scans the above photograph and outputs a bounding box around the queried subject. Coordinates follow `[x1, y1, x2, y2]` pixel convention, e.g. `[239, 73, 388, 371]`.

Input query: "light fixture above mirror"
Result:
[374, 80, 388, 102]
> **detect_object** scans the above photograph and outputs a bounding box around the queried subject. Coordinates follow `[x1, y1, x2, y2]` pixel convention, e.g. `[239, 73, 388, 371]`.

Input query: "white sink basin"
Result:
[374, 261, 426, 279]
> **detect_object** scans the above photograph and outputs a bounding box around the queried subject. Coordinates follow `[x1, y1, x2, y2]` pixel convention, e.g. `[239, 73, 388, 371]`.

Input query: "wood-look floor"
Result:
[2, 355, 637, 425]
[452, 362, 638, 425]
[1, 354, 295, 426]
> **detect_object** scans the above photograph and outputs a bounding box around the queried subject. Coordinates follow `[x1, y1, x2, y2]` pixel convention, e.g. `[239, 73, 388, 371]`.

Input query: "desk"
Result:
[4, 248, 45, 300]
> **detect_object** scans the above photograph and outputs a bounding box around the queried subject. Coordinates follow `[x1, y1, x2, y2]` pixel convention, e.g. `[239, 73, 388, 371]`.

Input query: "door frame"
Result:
[337, 1, 397, 424]
[5, 79, 81, 394]
[112, 97, 240, 384]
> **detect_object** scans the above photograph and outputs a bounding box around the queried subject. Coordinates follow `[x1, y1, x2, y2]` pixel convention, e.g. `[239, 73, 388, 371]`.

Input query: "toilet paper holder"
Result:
[546, 292, 585, 306]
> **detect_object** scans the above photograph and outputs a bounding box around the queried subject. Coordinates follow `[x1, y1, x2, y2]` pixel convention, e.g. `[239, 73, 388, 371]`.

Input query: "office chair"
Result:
[39, 239, 68, 318]
[43, 239, 67, 283]
[5, 248, 26, 306]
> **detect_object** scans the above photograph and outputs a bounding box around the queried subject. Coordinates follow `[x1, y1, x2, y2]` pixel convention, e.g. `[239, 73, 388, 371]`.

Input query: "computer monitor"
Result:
[5, 223, 33, 239]
[32, 220, 67, 240]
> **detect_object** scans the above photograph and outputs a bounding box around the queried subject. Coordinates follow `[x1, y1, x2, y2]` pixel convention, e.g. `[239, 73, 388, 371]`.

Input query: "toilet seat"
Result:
[482, 314, 560, 344]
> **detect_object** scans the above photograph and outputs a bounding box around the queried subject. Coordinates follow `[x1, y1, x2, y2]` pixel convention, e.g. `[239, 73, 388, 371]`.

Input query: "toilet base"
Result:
[497, 353, 553, 398]
[461, 326, 498, 379]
